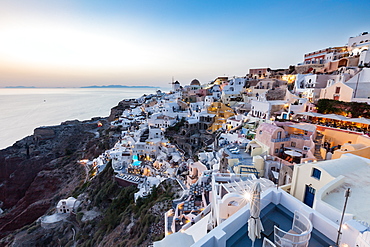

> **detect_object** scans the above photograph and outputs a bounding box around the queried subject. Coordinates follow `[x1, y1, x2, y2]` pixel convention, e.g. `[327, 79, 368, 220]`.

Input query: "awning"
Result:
[321, 114, 349, 121]
[345, 118, 370, 125]
[288, 123, 316, 132]
[284, 150, 303, 157]
[295, 112, 324, 117]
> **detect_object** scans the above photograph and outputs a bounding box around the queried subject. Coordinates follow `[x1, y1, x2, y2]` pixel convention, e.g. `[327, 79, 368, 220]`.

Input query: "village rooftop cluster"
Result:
[50, 32, 370, 247]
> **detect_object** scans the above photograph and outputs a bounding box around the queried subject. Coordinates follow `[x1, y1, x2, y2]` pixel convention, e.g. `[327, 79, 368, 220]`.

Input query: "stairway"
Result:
[313, 132, 324, 161]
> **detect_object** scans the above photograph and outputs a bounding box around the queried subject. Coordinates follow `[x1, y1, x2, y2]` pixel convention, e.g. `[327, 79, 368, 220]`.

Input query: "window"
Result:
[259, 130, 262, 134]
[335, 87, 341, 94]
[277, 131, 282, 139]
[291, 142, 296, 147]
[311, 168, 321, 180]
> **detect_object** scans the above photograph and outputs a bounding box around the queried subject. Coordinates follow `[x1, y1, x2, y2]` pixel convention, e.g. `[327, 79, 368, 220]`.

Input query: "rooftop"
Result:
[319, 155, 370, 223]
[225, 203, 334, 247]
[191, 188, 339, 247]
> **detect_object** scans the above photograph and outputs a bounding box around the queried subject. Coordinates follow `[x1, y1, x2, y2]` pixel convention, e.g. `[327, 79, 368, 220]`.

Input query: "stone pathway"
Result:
[313, 132, 324, 161]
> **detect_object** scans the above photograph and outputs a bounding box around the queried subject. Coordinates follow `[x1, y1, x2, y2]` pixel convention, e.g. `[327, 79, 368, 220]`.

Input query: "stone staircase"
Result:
[314, 132, 324, 161]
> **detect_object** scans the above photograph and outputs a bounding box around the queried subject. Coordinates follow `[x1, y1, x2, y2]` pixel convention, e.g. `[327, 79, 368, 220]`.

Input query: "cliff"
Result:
[108, 99, 141, 122]
[0, 118, 114, 243]
[0, 104, 180, 246]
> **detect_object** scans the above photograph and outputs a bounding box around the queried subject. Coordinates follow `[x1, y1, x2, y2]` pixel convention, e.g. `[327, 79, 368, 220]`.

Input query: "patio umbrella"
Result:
[321, 114, 348, 121]
[296, 112, 323, 117]
[346, 118, 370, 125]
[284, 150, 303, 157]
[248, 182, 264, 247]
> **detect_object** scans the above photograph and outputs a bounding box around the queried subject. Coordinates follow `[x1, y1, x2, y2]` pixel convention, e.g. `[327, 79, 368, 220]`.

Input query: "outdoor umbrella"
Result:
[284, 150, 303, 157]
[346, 118, 370, 125]
[321, 114, 348, 121]
[248, 182, 264, 247]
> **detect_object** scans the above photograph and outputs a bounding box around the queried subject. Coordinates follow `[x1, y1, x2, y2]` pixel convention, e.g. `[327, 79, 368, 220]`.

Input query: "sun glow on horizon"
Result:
[0, 21, 169, 70]
[1, 0, 369, 87]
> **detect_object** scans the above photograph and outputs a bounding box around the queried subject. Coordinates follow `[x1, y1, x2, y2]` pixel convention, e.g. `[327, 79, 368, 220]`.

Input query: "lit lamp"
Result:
[243, 191, 251, 201]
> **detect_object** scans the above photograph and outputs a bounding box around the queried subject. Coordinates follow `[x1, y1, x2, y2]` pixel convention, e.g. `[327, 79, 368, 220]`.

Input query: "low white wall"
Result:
[193, 188, 339, 246]
[315, 176, 354, 224]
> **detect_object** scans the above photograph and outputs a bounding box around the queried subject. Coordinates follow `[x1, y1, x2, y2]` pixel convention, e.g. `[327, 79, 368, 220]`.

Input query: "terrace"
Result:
[193, 188, 338, 247]
[295, 112, 370, 136]
[226, 204, 332, 247]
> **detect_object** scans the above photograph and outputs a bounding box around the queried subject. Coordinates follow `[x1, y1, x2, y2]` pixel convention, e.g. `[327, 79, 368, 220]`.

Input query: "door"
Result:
[304, 185, 315, 207]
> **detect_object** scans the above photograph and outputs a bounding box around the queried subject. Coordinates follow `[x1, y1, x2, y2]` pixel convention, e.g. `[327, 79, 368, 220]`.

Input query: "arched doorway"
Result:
[338, 58, 348, 68]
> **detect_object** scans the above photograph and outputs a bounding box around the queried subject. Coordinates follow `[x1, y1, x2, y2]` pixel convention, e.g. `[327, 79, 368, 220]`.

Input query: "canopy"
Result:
[289, 123, 316, 132]
[321, 114, 349, 121]
[284, 150, 303, 157]
[345, 118, 370, 125]
[295, 112, 323, 117]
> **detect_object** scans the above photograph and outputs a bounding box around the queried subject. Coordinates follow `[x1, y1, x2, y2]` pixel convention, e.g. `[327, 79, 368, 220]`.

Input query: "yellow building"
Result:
[207, 102, 235, 132]
[319, 128, 370, 159]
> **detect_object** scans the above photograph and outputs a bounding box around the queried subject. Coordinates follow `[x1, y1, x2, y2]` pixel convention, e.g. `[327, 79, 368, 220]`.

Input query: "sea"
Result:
[0, 87, 167, 150]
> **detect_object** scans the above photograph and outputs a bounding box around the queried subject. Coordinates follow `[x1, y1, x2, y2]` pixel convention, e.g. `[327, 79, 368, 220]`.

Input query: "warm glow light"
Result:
[0, 22, 154, 70]
[243, 192, 251, 201]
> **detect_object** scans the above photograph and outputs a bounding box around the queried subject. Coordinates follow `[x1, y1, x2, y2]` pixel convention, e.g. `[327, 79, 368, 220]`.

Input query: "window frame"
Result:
[311, 168, 321, 180]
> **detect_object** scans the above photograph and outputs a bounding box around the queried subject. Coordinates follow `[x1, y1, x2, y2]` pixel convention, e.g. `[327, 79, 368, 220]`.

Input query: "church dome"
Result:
[190, 79, 200, 86]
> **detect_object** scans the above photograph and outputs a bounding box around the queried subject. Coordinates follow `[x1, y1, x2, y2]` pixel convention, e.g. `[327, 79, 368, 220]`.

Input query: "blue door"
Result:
[304, 185, 315, 207]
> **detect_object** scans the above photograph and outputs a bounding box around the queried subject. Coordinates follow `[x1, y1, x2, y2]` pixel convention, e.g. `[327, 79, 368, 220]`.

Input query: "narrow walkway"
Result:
[313, 132, 324, 161]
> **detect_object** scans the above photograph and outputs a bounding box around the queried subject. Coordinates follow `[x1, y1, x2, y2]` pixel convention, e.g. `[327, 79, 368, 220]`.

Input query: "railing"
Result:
[271, 137, 291, 143]
[263, 238, 277, 247]
[290, 134, 310, 140]
[274, 211, 312, 247]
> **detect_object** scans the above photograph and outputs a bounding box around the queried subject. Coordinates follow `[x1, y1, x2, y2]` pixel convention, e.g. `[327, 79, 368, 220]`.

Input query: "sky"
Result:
[0, 0, 369, 88]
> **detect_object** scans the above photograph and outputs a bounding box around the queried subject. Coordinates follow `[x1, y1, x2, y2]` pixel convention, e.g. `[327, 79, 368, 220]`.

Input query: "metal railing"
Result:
[290, 134, 310, 140]
[274, 211, 312, 247]
[271, 137, 291, 143]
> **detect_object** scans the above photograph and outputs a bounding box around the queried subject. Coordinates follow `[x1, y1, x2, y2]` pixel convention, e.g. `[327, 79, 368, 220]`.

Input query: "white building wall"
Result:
[348, 32, 370, 55]
[359, 49, 370, 66]
[345, 68, 370, 98]
[250, 100, 271, 120]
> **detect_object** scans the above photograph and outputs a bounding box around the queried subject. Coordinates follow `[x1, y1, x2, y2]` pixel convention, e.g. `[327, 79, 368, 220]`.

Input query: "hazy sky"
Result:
[0, 0, 369, 87]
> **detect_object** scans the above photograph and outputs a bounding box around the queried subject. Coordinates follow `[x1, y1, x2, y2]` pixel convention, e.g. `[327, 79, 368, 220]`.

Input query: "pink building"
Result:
[254, 123, 316, 162]
[248, 68, 269, 79]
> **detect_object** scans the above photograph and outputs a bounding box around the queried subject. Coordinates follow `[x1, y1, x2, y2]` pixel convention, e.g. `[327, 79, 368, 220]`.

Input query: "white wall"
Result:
[193, 188, 339, 247]
[359, 50, 370, 66]
[345, 68, 370, 98]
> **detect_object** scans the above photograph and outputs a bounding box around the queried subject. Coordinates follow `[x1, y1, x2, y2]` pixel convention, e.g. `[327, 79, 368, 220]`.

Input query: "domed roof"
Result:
[190, 79, 200, 86]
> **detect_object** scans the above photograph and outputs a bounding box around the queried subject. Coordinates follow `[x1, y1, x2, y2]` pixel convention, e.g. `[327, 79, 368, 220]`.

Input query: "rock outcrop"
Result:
[0, 118, 111, 241]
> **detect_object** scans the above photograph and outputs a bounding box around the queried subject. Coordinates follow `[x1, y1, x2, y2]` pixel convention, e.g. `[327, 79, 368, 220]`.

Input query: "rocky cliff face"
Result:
[0, 118, 112, 242]
[0, 99, 178, 247]
[2, 160, 178, 247]
[107, 99, 141, 121]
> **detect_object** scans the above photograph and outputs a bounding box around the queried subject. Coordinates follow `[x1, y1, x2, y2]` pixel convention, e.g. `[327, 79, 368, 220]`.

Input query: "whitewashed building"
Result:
[56, 197, 77, 214]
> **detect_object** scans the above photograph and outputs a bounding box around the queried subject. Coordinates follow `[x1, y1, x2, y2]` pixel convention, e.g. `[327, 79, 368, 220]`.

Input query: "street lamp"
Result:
[335, 188, 351, 246]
